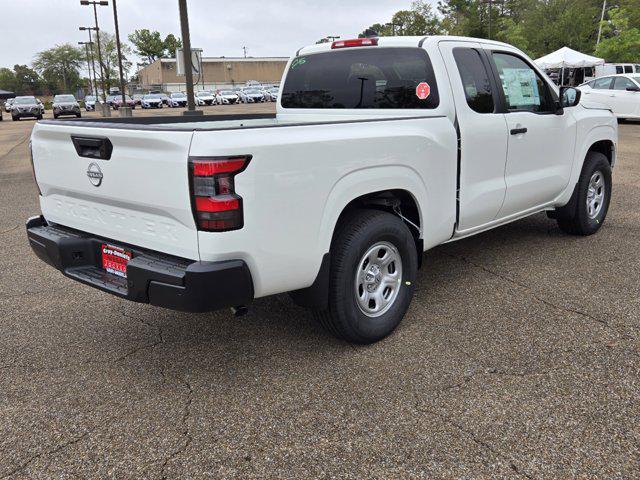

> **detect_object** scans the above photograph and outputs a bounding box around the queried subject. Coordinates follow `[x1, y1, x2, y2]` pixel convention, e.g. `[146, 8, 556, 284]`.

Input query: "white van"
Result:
[596, 64, 640, 77]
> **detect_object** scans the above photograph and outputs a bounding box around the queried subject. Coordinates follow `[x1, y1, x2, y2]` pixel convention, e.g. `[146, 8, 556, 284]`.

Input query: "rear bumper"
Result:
[26, 216, 254, 313]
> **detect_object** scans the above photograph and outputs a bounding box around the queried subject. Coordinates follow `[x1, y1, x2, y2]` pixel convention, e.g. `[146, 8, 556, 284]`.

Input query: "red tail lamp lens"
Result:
[189, 156, 251, 232]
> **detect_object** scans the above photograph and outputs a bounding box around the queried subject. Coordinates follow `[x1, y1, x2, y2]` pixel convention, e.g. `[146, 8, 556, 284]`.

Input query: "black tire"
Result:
[12, 116, 17, 121]
[555, 151, 612, 236]
[315, 209, 418, 344]
[53, 114, 58, 119]
[76, 113, 81, 118]
[37, 115, 43, 120]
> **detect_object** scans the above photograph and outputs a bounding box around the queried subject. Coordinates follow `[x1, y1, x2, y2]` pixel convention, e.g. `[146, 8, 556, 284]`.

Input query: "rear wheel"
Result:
[316, 210, 417, 344]
[555, 151, 612, 235]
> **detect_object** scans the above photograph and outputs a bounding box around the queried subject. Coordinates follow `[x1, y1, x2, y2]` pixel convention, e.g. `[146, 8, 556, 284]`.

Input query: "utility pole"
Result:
[178, 0, 202, 115]
[78, 41, 95, 98]
[480, 0, 502, 40]
[242, 46, 248, 58]
[597, 0, 607, 45]
[80, 1, 109, 116]
[111, 0, 131, 116]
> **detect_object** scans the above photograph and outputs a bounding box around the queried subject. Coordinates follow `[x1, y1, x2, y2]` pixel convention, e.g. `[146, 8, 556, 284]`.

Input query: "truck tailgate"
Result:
[31, 123, 199, 260]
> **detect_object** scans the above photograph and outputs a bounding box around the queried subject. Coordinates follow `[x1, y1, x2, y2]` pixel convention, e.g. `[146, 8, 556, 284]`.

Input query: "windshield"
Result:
[85, 96, 96, 101]
[144, 94, 162, 99]
[632, 77, 640, 84]
[220, 91, 235, 95]
[117, 95, 132, 101]
[54, 95, 76, 102]
[196, 91, 212, 96]
[171, 93, 186, 98]
[245, 89, 262, 94]
[14, 97, 37, 105]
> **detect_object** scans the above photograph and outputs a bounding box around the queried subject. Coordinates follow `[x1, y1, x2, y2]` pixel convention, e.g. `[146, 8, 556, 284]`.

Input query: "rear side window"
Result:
[281, 48, 439, 109]
[624, 65, 633, 74]
[613, 77, 636, 90]
[616, 66, 624, 74]
[453, 48, 495, 114]
[593, 77, 613, 89]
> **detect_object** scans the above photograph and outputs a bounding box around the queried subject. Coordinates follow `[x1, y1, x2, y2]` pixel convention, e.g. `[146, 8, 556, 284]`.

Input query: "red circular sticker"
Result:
[416, 82, 431, 100]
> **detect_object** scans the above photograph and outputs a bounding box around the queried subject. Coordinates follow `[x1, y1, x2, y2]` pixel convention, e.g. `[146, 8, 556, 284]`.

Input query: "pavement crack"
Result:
[115, 309, 165, 361]
[0, 133, 30, 162]
[0, 225, 18, 235]
[445, 253, 624, 336]
[160, 377, 194, 479]
[0, 429, 93, 479]
[418, 405, 534, 479]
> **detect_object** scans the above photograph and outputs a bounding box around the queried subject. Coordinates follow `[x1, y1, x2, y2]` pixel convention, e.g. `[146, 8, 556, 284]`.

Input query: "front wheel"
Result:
[316, 210, 418, 344]
[555, 151, 612, 235]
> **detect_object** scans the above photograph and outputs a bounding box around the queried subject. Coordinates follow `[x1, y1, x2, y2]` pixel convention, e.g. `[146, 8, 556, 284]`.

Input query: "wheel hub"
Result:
[355, 242, 403, 318]
[586, 170, 605, 219]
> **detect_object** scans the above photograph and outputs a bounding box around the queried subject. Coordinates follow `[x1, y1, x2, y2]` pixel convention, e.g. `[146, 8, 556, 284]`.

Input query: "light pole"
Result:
[178, 0, 202, 116]
[79, 27, 99, 99]
[111, 0, 131, 116]
[78, 41, 96, 99]
[480, 0, 503, 40]
[597, 0, 607, 45]
[80, 1, 109, 116]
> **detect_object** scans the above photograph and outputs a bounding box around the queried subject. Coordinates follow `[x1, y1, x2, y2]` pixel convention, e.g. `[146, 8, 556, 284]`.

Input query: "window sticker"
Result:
[290, 57, 307, 70]
[416, 82, 431, 100]
[500, 68, 540, 107]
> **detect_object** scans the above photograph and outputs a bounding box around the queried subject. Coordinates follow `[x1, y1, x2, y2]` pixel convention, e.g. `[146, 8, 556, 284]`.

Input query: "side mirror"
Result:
[560, 87, 581, 108]
[626, 86, 640, 92]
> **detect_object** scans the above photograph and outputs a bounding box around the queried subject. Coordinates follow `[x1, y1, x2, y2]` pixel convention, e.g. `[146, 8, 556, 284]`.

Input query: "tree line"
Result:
[357, 0, 640, 62]
[0, 29, 181, 96]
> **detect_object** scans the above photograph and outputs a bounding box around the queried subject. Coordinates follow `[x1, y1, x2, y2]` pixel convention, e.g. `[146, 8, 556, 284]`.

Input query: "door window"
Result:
[613, 77, 636, 91]
[616, 66, 624, 74]
[453, 48, 495, 113]
[593, 77, 614, 89]
[624, 65, 633, 74]
[492, 52, 555, 113]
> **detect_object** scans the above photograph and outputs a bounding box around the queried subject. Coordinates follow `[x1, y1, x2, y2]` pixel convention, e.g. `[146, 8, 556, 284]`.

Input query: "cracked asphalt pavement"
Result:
[1, 106, 639, 479]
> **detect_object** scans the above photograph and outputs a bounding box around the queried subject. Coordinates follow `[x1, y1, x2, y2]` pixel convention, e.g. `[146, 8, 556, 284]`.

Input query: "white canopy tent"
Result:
[535, 47, 604, 86]
[535, 47, 604, 69]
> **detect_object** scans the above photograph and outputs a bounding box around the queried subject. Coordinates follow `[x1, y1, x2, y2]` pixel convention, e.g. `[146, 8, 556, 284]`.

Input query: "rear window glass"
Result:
[281, 47, 439, 109]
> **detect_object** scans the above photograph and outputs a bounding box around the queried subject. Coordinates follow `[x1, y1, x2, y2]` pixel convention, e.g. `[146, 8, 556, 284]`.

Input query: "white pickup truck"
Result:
[27, 36, 617, 344]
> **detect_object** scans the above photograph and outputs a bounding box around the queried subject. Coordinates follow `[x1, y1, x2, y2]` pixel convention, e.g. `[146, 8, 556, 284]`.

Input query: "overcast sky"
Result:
[1, 0, 431, 70]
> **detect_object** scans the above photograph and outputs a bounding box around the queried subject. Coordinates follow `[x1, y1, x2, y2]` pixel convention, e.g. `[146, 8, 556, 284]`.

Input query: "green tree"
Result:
[33, 44, 84, 93]
[163, 34, 182, 57]
[0, 68, 17, 93]
[128, 29, 165, 64]
[13, 65, 42, 95]
[359, 1, 442, 37]
[595, 7, 640, 62]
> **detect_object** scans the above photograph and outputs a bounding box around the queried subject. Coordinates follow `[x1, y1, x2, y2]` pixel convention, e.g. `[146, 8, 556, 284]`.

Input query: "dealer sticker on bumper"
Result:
[101, 244, 132, 278]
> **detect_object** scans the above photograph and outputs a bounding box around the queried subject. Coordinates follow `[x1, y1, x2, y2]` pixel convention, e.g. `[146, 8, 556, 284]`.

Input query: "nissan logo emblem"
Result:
[86, 162, 103, 187]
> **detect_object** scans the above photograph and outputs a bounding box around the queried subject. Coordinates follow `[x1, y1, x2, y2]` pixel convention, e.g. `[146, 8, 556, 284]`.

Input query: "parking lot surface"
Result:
[0, 105, 638, 479]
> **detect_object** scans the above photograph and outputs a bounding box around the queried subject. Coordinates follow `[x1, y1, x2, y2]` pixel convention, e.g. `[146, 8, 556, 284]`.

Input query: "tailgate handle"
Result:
[71, 136, 113, 160]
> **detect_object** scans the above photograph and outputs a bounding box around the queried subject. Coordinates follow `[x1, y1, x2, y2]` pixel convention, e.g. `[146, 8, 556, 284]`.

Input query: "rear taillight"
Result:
[189, 155, 251, 232]
[331, 38, 379, 49]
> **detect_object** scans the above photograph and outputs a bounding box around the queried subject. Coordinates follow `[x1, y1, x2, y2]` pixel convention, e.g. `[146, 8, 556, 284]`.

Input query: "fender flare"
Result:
[317, 165, 428, 255]
[556, 124, 617, 206]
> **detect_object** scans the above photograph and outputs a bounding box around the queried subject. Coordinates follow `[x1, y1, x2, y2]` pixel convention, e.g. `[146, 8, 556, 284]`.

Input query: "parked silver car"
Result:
[52, 94, 81, 119]
[11, 96, 43, 121]
[141, 94, 164, 109]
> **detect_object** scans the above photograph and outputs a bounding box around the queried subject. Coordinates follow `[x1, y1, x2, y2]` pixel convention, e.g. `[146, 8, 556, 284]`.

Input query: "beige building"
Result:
[137, 57, 289, 92]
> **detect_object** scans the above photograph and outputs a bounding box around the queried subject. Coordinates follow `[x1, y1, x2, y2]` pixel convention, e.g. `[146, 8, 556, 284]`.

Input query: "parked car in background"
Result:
[4, 98, 15, 112]
[168, 92, 188, 108]
[113, 95, 137, 110]
[579, 74, 640, 120]
[216, 90, 240, 105]
[141, 93, 163, 109]
[105, 95, 118, 108]
[267, 87, 279, 102]
[243, 88, 266, 103]
[84, 95, 97, 111]
[10, 96, 43, 121]
[235, 89, 248, 103]
[195, 90, 216, 106]
[158, 93, 170, 106]
[132, 94, 144, 106]
[52, 94, 81, 119]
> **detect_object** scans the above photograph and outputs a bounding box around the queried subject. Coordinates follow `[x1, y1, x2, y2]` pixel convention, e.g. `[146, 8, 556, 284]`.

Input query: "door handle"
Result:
[510, 127, 528, 135]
